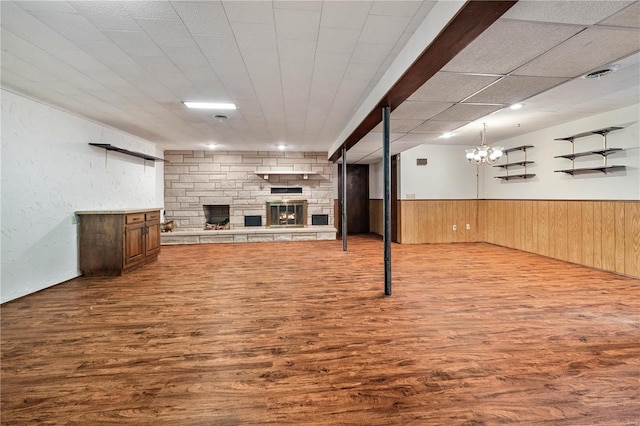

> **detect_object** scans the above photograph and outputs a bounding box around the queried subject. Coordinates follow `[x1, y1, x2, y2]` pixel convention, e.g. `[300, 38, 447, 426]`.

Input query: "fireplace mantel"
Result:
[255, 171, 317, 180]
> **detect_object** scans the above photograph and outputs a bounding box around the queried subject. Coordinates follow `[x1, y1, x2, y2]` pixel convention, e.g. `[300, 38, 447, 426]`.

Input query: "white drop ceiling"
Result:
[1, 1, 639, 163]
[347, 0, 640, 164]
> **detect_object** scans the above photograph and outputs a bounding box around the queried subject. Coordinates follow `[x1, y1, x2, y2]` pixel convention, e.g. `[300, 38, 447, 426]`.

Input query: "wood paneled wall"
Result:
[369, 199, 639, 278]
[371, 200, 479, 244]
[480, 200, 640, 278]
[370, 199, 383, 236]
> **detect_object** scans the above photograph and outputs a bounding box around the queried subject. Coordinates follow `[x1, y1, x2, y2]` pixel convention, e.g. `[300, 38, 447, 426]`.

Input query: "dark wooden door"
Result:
[338, 164, 369, 234]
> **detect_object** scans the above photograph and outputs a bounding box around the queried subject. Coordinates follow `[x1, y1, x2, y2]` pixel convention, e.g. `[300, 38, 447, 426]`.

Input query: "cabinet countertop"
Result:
[76, 208, 162, 215]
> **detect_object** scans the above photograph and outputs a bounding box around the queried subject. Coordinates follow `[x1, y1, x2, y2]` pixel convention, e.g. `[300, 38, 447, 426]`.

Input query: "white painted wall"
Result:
[481, 104, 640, 200]
[1, 90, 164, 303]
[397, 144, 479, 199]
[369, 161, 384, 199]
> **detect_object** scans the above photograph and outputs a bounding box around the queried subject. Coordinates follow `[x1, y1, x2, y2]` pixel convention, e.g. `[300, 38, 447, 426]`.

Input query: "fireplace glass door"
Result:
[266, 200, 307, 228]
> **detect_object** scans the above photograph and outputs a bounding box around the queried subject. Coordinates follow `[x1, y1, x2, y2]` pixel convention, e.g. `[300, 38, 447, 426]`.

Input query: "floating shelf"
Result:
[494, 161, 535, 169]
[89, 143, 164, 162]
[555, 166, 626, 175]
[554, 148, 623, 160]
[495, 173, 536, 180]
[256, 171, 318, 180]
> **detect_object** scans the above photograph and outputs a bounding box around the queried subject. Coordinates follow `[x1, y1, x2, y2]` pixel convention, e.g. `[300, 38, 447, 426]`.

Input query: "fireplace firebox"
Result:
[203, 205, 230, 230]
[266, 200, 307, 228]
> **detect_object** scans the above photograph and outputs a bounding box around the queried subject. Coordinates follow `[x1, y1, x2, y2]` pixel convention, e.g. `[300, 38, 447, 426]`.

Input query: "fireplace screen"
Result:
[266, 200, 307, 228]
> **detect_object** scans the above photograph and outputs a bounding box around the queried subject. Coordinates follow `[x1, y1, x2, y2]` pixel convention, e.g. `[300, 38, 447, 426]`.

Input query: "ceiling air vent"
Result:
[584, 65, 619, 79]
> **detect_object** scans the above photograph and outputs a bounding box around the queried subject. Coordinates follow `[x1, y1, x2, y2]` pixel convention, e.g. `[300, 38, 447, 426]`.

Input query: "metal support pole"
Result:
[382, 106, 392, 296]
[342, 145, 347, 251]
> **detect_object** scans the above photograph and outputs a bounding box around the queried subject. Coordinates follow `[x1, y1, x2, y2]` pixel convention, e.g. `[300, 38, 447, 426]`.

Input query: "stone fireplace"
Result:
[163, 151, 334, 232]
[266, 200, 307, 228]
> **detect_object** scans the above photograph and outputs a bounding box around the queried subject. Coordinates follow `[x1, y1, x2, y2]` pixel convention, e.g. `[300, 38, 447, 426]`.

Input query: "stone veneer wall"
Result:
[164, 151, 334, 231]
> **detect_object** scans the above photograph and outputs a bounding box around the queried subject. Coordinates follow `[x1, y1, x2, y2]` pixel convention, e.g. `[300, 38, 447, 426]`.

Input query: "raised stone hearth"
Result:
[161, 225, 337, 245]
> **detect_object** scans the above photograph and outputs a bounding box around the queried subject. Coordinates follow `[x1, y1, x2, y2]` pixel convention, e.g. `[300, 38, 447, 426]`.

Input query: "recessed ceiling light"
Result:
[206, 143, 217, 150]
[183, 101, 237, 110]
[277, 144, 287, 150]
[441, 132, 454, 138]
[510, 103, 523, 110]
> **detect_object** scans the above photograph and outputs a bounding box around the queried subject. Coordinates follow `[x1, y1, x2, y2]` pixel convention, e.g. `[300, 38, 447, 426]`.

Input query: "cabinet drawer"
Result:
[126, 213, 145, 224]
[145, 211, 160, 222]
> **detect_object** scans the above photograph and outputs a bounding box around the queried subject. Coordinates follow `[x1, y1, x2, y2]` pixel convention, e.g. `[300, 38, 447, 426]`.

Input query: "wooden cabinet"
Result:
[77, 209, 161, 276]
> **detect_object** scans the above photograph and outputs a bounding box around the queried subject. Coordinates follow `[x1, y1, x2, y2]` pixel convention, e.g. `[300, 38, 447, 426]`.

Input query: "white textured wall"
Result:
[397, 144, 479, 200]
[1, 90, 163, 303]
[481, 104, 640, 200]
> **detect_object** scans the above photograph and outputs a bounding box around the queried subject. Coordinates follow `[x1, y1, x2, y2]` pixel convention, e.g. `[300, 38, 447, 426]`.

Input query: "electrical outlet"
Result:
[452, 224, 457, 231]
[466, 224, 471, 230]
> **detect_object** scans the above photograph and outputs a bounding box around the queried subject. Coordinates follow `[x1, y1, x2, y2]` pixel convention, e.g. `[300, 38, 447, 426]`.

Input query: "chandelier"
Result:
[465, 123, 503, 165]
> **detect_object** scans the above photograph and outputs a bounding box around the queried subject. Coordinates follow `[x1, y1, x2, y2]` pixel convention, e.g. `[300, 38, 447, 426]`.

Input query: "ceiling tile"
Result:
[410, 120, 471, 134]
[20, 1, 77, 13]
[121, 1, 179, 19]
[317, 28, 360, 54]
[136, 18, 197, 49]
[278, 39, 317, 62]
[442, 20, 583, 74]
[408, 72, 500, 103]
[372, 119, 424, 133]
[102, 30, 165, 56]
[431, 104, 504, 122]
[369, 1, 422, 17]
[273, 1, 322, 11]
[28, 10, 108, 42]
[351, 42, 394, 65]
[274, 8, 321, 41]
[343, 62, 378, 82]
[231, 22, 278, 51]
[391, 101, 453, 120]
[320, 2, 371, 30]
[358, 14, 411, 44]
[599, 2, 640, 28]
[172, 1, 233, 36]
[503, 0, 633, 25]
[464, 75, 569, 104]
[223, 1, 273, 24]
[405, 1, 437, 33]
[514, 26, 640, 78]
[71, 1, 140, 32]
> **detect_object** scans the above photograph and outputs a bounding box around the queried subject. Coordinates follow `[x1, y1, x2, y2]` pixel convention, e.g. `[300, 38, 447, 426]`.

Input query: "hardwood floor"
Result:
[2, 236, 639, 425]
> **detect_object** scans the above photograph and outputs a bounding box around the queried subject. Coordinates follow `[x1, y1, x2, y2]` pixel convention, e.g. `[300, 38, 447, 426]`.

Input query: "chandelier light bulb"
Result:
[464, 123, 503, 165]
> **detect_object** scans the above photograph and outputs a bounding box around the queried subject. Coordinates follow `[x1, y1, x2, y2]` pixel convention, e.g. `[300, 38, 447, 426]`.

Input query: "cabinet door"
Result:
[124, 223, 145, 267]
[145, 222, 161, 257]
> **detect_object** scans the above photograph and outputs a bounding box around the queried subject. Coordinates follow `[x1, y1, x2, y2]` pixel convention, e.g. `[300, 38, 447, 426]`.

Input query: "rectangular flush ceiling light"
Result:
[182, 101, 237, 110]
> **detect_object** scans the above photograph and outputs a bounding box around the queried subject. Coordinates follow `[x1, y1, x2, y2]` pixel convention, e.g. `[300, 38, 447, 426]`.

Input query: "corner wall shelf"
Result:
[494, 145, 536, 181]
[89, 143, 164, 162]
[553, 126, 625, 176]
